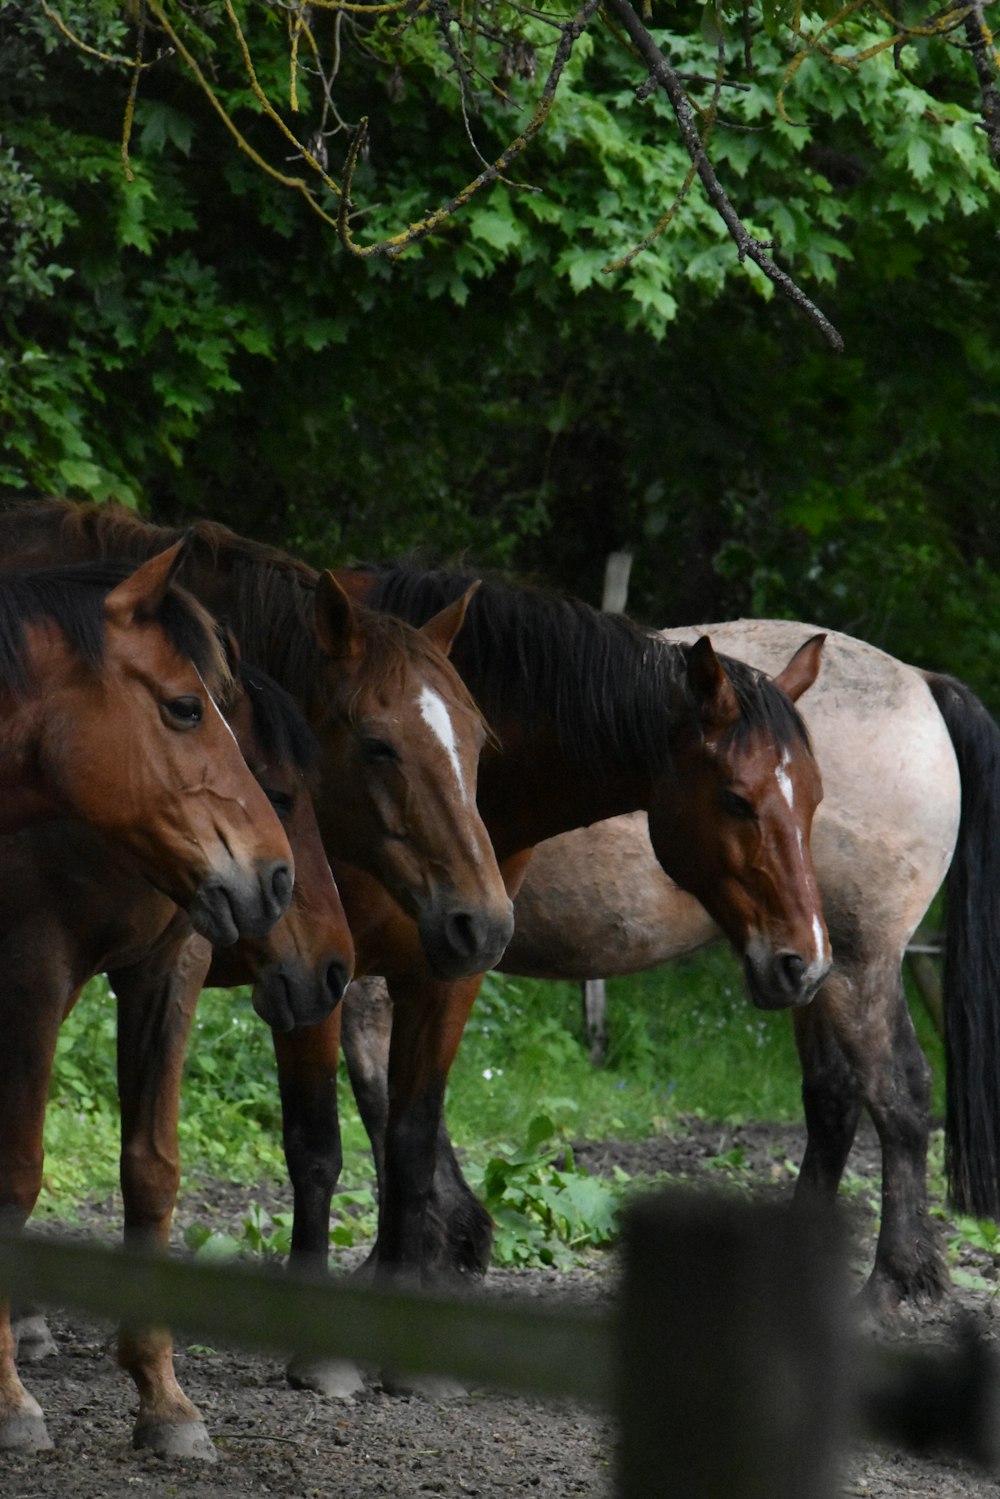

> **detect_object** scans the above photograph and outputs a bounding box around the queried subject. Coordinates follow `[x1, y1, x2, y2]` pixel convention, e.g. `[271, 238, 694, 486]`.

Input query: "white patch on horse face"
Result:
[419, 685, 466, 800]
[775, 748, 795, 811]
[812, 912, 830, 966]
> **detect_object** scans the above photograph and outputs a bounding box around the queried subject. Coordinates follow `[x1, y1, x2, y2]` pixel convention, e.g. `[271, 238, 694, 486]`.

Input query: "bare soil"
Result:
[6, 1118, 1000, 1498]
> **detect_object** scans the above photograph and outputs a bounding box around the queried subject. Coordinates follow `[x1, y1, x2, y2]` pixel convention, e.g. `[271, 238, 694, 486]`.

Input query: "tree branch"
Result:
[964, 2, 1000, 164]
[603, 0, 845, 352]
[337, 0, 601, 257]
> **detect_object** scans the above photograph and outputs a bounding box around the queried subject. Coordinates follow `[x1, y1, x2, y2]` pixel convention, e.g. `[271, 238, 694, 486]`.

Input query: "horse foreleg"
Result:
[111, 937, 217, 1462]
[340, 976, 392, 1203]
[376, 971, 491, 1285]
[798, 960, 946, 1312]
[792, 979, 864, 1201]
[0, 971, 66, 1452]
[272, 1008, 363, 1398]
[342, 975, 492, 1281]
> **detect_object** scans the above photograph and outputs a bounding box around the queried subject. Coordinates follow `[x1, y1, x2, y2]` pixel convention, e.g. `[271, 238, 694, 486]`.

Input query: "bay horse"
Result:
[2, 532, 828, 1345]
[0, 502, 515, 983]
[1, 662, 355, 1458]
[355, 620, 1000, 1317]
[0, 547, 294, 947]
[206, 560, 829, 1404]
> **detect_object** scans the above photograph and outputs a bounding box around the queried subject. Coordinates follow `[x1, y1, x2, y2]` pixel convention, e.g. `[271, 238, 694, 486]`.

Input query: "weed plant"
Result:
[39, 951, 948, 1266]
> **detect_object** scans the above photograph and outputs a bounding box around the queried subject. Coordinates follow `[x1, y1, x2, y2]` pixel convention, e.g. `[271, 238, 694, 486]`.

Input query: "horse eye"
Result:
[162, 695, 204, 730]
[362, 736, 399, 764]
[263, 788, 295, 821]
[722, 789, 756, 820]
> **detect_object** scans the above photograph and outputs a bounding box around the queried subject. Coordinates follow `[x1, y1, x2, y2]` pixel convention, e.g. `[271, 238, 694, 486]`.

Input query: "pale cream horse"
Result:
[345, 620, 999, 1315]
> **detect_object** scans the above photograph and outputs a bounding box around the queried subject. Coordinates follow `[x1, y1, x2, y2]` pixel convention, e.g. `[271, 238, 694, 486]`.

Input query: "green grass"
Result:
[37, 952, 948, 1262]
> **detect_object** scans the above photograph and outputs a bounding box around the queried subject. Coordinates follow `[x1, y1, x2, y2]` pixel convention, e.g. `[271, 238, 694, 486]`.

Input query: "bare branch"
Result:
[964, 2, 1000, 163]
[602, 0, 845, 352]
[337, 0, 602, 258]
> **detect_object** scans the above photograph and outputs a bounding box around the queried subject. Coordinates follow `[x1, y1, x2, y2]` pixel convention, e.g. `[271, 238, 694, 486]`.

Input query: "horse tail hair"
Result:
[925, 671, 1000, 1218]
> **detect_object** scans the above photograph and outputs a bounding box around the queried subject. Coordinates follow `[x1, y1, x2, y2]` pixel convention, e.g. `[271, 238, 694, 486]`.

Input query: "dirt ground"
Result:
[5, 1117, 1000, 1499]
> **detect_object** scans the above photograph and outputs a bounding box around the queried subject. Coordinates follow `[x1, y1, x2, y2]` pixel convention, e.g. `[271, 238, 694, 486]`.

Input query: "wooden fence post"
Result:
[579, 549, 634, 1062]
[616, 1192, 848, 1499]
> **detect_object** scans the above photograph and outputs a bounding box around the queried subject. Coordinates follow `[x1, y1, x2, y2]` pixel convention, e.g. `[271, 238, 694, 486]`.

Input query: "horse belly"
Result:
[500, 813, 720, 979]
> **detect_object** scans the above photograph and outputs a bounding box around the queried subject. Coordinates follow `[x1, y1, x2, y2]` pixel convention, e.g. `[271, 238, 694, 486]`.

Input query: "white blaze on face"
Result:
[812, 912, 830, 967]
[419, 685, 467, 800]
[775, 747, 795, 811]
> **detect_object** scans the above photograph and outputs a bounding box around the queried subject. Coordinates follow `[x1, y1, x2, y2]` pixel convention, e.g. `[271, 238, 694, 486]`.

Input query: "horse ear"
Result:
[103, 537, 189, 627]
[314, 570, 361, 661]
[684, 635, 739, 733]
[773, 633, 825, 703]
[330, 566, 373, 606]
[420, 581, 480, 658]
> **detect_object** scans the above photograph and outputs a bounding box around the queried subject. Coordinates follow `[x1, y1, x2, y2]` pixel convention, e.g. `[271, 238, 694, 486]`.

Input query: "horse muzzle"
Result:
[417, 898, 516, 981]
[252, 955, 352, 1032]
[188, 858, 294, 948]
[743, 940, 831, 1011]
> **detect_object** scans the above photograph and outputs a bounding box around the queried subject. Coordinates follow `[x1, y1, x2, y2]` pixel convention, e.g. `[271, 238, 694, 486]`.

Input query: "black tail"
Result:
[925, 672, 1000, 1217]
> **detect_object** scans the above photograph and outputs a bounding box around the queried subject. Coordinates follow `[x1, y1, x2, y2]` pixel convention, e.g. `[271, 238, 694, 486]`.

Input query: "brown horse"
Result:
[230, 562, 830, 1408]
[0, 548, 294, 947]
[0, 503, 515, 982]
[1, 662, 354, 1458]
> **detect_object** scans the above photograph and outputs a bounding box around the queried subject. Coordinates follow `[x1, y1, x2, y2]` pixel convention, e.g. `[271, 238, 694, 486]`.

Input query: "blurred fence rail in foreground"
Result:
[2, 1193, 997, 1496]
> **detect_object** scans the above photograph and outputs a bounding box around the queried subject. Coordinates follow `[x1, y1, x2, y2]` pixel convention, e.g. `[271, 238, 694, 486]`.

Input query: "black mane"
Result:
[238, 661, 319, 776]
[0, 558, 222, 696]
[0, 502, 470, 718]
[357, 563, 810, 775]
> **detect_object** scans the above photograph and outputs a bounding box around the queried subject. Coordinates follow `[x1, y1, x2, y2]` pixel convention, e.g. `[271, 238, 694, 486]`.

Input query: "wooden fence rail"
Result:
[2, 1193, 998, 1495]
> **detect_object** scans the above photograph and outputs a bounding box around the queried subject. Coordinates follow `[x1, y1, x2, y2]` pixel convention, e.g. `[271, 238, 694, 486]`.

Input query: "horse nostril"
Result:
[270, 861, 293, 912]
[324, 959, 351, 1006]
[779, 952, 806, 991]
[443, 910, 478, 961]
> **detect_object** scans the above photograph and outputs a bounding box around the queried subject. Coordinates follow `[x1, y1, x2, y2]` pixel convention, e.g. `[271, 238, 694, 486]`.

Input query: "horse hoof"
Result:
[380, 1369, 467, 1400]
[133, 1419, 218, 1462]
[0, 1410, 54, 1453]
[287, 1355, 365, 1399]
[13, 1314, 58, 1362]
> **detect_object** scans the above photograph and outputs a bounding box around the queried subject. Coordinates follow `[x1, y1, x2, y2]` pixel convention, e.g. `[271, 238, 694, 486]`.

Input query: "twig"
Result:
[964, 2, 1000, 162]
[602, 0, 845, 351]
[337, 0, 602, 257]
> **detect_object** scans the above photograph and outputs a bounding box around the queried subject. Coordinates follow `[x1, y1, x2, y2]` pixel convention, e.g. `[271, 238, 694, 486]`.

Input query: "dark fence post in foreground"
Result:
[616, 1193, 848, 1499]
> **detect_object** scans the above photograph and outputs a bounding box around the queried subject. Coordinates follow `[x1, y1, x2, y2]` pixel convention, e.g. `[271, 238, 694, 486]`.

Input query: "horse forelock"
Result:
[714, 654, 814, 757]
[238, 661, 319, 776]
[345, 605, 492, 738]
[0, 558, 230, 700]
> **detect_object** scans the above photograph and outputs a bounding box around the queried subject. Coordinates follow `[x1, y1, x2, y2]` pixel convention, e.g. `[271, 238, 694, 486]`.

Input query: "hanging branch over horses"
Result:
[40, 2, 1000, 351]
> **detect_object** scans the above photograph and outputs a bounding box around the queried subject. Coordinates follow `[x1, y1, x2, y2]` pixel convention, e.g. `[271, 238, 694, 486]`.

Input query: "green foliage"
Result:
[468, 1113, 629, 1267]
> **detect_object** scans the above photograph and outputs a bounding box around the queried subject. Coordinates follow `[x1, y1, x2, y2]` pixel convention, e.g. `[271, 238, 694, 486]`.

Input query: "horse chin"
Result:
[188, 883, 240, 949]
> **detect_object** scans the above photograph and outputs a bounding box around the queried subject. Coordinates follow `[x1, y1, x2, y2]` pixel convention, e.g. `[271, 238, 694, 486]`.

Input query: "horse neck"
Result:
[477, 733, 655, 861]
[0, 623, 75, 830]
